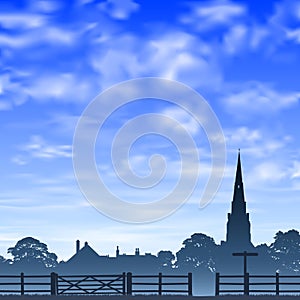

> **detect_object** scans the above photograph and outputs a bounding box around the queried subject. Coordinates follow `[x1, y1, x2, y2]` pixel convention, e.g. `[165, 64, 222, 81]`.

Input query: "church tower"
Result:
[226, 151, 253, 250]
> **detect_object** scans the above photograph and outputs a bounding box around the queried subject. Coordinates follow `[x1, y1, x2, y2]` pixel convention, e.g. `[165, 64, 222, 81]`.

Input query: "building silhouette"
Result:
[58, 241, 158, 274]
[225, 151, 254, 251]
[216, 151, 255, 276]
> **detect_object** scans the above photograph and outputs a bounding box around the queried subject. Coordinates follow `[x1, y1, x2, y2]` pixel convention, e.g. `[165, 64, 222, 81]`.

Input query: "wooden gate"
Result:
[56, 273, 126, 295]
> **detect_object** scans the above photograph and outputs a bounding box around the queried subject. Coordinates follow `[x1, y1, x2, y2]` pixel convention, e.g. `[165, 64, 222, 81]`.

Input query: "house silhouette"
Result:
[58, 241, 158, 274]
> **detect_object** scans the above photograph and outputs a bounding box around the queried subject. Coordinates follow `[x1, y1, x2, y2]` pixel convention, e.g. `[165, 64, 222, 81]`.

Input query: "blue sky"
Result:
[1, 0, 300, 261]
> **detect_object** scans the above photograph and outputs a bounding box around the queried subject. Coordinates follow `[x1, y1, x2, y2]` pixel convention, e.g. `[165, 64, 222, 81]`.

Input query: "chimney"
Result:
[116, 246, 120, 257]
[135, 248, 140, 256]
[76, 240, 80, 254]
[85, 241, 88, 247]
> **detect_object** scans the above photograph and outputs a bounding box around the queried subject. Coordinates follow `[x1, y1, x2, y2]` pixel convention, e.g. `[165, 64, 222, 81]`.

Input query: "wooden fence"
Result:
[0, 272, 192, 296]
[216, 272, 300, 296]
[0, 273, 52, 294]
[128, 272, 192, 296]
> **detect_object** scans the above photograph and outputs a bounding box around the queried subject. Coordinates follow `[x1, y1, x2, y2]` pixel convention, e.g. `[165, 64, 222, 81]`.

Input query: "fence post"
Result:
[50, 272, 58, 295]
[215, 272, 220, 296]
[122, 272, 126, 295]
[276, 272, 280, 296]
[127, 272, 132, 295]
[20, 272, 25, 295]
[244, 272, 249, 296]
[188, 272, 192, 296]
[158, 273, 162, 295]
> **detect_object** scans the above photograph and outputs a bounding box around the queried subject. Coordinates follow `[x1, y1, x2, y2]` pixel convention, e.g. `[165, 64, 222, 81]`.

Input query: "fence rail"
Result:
[0, 272, 192, 296]
[128, 272, 192, 295]
[216, 272, 300, 296]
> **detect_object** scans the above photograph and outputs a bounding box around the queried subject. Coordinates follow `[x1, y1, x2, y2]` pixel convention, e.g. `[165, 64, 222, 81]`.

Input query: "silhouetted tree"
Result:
[0, 255, 8, 264]
[157, 250, 175, 270]
[8, 237, 58, 268]
[176, 233, 217, 272]
[0, 255, 12, 273]
[269, 230, 300, 273]
[253, 243, 276, 273]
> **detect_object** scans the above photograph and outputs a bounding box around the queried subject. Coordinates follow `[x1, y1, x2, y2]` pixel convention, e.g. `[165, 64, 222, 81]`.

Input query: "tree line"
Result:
[0, 229, 300, 275]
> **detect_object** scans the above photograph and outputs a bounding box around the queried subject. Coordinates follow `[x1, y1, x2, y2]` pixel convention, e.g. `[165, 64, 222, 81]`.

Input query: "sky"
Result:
[0, 0, 300, 261]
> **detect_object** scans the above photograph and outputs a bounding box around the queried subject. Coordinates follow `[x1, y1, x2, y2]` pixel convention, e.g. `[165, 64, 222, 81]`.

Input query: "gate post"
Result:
[188, 272, 192, 296]
[20, 272, 25, 295]
[276, 272, 280, 296]
[127, 272, 132, 295]
[122, 272, 126, 295]
[50, 272, 58, 295]
[244, 272, 249, 295]
[215, 272, 220, 296]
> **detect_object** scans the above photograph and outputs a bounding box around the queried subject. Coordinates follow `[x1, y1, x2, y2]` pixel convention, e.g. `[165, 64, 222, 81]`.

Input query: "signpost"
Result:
[232, 251, 258, 295]
[232, 251, 258, 275]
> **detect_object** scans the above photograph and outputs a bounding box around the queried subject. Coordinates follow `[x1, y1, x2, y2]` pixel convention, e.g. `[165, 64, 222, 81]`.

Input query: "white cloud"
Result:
[29, 1, 62, 13]
[98, 0, 139, 20]
[25, 135, 72, 159]
[11, 156, 27, 166]
[248, 161, 287, 184]
[225, 126, 292, 161]
[223, 24, 247, 54]
[180, 0, 246, 30]
[12, 135, 72, 164]
[0, 13, 46, 29]
[25, 73, 96, 103]
[226, 127, 262, 144]
[90, 31, 222, 89]
[0, 26, 78, 48]
[222, 81, 300, 115]
[291, 161, 300, 179]
[0, 71, 29, 106]
[161, 107, 200, 136]
[286, 28, 300, 43]
[269, 0, 300, 45]
[1, 71, 97, 107]
[249, 26, 269, 49]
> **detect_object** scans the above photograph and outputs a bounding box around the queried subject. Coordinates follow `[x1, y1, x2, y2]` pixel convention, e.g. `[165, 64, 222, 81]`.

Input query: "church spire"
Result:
[226, 150, 253, 250]
[235, 149, 242, 187]
[232, 149, 245, 207]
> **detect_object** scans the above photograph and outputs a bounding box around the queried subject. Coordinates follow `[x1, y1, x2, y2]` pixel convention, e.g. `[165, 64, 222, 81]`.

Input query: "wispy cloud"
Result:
[12, 135, 72, 165]
[98, 0, 139, 20]
[25, 73, 96, 103]
[89, 31, 222, 89]
[225, 126, 292, 160]
[180, 0, 246, 31]
[221, 81, 300, 115]
[290, 161, 300, 179]
[0, 13, 46, 29]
